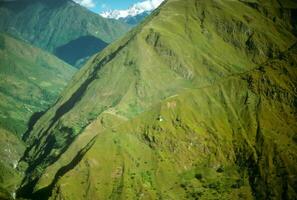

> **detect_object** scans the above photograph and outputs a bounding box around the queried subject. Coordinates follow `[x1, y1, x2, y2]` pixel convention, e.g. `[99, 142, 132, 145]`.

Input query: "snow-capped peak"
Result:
[100, 0, 164, 19]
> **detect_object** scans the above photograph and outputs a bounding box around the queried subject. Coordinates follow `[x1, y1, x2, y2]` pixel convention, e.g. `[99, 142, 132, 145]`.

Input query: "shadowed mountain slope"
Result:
[54, 35, 108, 67]
[18, 0, 297, 199]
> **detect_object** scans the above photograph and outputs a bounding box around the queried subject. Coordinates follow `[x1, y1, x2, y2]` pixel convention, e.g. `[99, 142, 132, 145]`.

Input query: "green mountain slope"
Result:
[34, 44, 297, 200]
[0, 0, 130, 67]
[0, 33, 76, 200]
[18, 0, 297, 199]
[0, 33, 76, 137]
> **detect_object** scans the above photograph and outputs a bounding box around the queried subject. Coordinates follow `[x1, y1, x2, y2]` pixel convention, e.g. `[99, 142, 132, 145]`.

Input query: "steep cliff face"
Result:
[18, 0, 297, 199]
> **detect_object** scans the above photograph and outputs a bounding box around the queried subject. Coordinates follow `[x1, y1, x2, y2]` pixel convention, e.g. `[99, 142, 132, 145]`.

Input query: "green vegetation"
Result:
[0, 128, 25, 200]
[0, 33, 76, 199]
[5, 0, 297, 199]
[33, 43, 297, 200]
[0, 33, 76, 136]
[0, 0, 130, 67]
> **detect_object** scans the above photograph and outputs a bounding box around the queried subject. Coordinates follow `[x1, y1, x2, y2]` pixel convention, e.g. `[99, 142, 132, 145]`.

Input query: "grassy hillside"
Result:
[17, 0, 297, 199]
[37, 44, 297, 199]
[0, 33, 76, 137]
[0, 0, 130, 67]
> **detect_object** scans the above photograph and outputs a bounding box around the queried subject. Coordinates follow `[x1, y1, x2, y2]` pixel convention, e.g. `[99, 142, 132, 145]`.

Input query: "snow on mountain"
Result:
[100, 0, 164, 19]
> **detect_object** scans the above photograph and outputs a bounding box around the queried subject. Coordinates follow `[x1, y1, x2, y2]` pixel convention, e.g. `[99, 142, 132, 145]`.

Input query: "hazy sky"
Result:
[74, 0, 141, 13]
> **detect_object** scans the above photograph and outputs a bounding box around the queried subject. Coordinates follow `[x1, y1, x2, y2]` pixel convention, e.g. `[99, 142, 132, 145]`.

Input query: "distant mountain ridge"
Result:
[100, 0, 164, 19]
[120, 11, 151, 26]
[0, 0, 130, 67]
